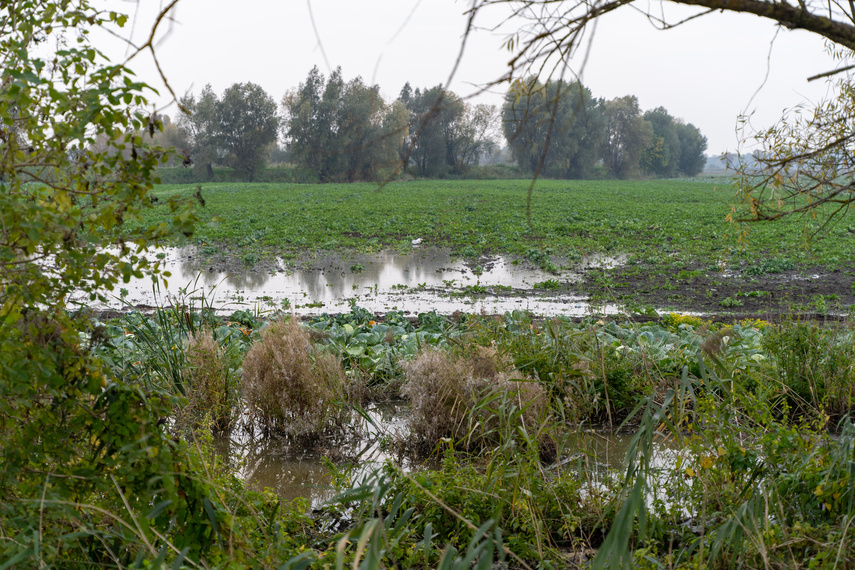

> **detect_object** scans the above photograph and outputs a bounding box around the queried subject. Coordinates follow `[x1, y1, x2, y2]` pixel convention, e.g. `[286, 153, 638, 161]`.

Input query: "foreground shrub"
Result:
[183, 329, 239, 431]
[763, 320, 855, 418]
[242, 319, 347, 437]
[401, 346, 548, 449]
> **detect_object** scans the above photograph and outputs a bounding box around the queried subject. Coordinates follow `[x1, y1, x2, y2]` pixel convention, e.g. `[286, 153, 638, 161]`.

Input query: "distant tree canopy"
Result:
[641, 107, 682, 178]
[164, 71, 705, 183]
[178, 83, 279, 182]
[602, 95, 653, 179]
[503, 78, 707, 179]
[503, 78, 605, 179]
[399, 84, 499, 177]
[218, 83, 280, 181]
[282, 67, 408, 182]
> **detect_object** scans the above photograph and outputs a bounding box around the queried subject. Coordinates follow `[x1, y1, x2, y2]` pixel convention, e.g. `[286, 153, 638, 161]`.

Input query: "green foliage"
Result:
[178, 84, 220, 181]
[674, 120, 708, 176]
[719, 296, 744, 308]
[284, 66, 408, 182]
[179, 82, 280, 181]
[503, 80, 706, 179]
[640, 106, 707, 177]
[745, 256, 795, 275]
[525, 247, 559, 272]
[302, 312, 855, 568]
[399, 84, 498, 176]
[217, 82, 280, 181]
[763, 320, 855, 416]
[640, 107, 680, 177]
[0, 5, 290, 566]
[325, 464, 514, 569]
[602, 95, 654, 179]
[503, 77, 606, 178]
[309, 306, 447, 390]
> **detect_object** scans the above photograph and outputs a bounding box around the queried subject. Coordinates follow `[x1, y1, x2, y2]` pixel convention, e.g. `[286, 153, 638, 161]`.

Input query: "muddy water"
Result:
[214, 403, 412, 506]
[215, 408, 674, 508]
[90, 246, 624, 317]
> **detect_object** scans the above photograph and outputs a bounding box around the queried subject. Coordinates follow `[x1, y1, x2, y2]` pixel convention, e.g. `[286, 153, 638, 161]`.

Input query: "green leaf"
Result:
[278, 551, 315, 570]
[145, 499, 172, 520]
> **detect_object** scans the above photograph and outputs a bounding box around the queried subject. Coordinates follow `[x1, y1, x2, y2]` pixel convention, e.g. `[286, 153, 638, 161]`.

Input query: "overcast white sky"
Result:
[105, 0, 839, 155]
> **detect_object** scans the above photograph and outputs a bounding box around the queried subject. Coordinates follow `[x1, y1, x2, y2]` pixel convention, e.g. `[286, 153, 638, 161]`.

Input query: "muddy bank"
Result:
[594, 262, 855, 316]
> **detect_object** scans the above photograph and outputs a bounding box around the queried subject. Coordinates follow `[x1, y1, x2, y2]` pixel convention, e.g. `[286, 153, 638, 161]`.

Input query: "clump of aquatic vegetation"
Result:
[242, 318, 348, 438]
[79, 296, 855, 567]
[401, 345, 548, 452]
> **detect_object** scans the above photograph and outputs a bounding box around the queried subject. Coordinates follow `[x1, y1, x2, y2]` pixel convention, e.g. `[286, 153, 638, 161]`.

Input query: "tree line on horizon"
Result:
[141, 67, 707, 182]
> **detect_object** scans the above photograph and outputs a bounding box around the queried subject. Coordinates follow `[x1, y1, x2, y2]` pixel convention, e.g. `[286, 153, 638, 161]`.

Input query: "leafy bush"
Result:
[763, 320, 855, 417]
[242, 318, 348, 437]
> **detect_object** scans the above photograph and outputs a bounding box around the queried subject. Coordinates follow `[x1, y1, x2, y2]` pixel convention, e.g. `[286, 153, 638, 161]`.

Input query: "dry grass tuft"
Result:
[402, 346, 548, 449]
[242, 318, 347, 437]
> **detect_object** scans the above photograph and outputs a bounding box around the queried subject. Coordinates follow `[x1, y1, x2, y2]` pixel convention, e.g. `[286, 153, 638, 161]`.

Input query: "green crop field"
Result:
[148, 178, 855, 272]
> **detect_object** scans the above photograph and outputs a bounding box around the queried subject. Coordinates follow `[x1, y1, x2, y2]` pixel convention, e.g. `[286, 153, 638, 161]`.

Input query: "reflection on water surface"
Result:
[215, 407, 674, 508]
[90, 246, 624, 316]
[214, 403, 411, 506]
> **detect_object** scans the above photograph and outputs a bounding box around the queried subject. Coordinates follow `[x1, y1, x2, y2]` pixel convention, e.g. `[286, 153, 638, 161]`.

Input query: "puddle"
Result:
[213, 404, 678, 508]
[81, 246, 624, 317]
[213, 402, 413, 506]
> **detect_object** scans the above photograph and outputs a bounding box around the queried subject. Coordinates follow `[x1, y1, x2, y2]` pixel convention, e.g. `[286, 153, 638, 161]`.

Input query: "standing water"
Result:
[85, 246, 625, 316]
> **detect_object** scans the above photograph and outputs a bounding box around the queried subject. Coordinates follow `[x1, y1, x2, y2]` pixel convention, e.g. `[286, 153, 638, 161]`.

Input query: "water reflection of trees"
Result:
[133, 247, 608, 313]
[177, 257, 274, 290]
[177, 249, 466, 298]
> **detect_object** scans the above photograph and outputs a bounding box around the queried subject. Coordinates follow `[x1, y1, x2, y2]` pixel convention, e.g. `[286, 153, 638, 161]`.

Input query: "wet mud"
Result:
[598, 262, 855, 316]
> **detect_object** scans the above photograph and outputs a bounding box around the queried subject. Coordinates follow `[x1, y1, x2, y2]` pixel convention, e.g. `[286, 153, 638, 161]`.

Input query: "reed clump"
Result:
[402, 345, 547, 449]
[183, 328, 235, 431]
[762, 319, 855, 418]
[242, 318, 347, 437]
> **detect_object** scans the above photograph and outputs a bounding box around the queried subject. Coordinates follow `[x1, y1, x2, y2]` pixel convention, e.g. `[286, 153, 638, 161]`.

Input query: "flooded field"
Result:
[91, 246, 623, 317]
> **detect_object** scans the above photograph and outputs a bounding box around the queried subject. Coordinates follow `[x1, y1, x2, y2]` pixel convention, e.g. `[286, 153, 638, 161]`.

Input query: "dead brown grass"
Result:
[242, 318, 347, 437]
[402, 346, 548, 448]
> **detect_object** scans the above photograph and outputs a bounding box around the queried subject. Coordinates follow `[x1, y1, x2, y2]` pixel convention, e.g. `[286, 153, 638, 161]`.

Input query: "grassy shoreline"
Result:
[97, 301, 855, 568]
